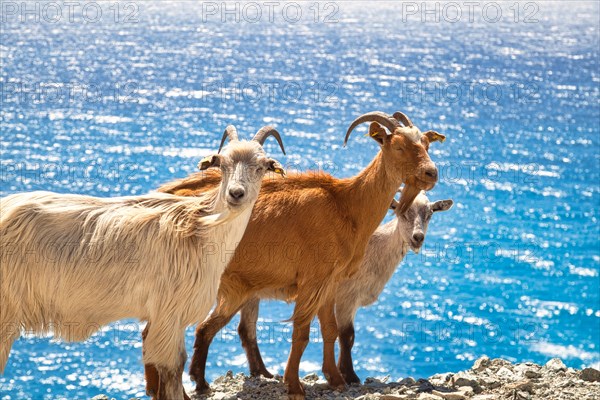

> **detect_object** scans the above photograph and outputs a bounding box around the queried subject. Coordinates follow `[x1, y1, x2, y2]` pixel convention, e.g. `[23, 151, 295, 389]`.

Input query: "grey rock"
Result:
[303, 372, 319, 381]
[496, 366, 516, 381]
[457, 386, 474, 396]
[91, 396, 110, 400]
[480, 376, 501, 389]
[416, 378, 435, 393]
[472, 356, 491, 371]
[451, 372, 483, 393]
[524, 369, 542, 379]
[514, 363, 541, 379]
[507, 379, 534, 393]
[432, 389, 467, 400]
[545, 358, 567, 372]
[418, 393, 444, 400]
[365, 377, 387, 386]
[429, 372, 454, 386]
[398, 377, 416, 386]
[580, 367, 600, 382]
[487, 358, 513, 372]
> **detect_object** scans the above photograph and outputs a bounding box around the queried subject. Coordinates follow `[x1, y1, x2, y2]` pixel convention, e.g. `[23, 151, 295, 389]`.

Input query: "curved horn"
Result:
[253, 125, 286, 155]
[392, 111, 414, 127]
[218, 125, 239, 153]
[343, 111, 400, 147]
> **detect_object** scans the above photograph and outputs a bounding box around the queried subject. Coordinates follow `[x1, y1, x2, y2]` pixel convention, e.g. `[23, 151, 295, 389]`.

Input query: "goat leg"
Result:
[143, 325, 189, 400]
[190, 300, 243, 394]
[238, 298, 273, 378]
[318, 297, 347, 390]
[337, 323, 360, 384]
[284, 317, 310, 400]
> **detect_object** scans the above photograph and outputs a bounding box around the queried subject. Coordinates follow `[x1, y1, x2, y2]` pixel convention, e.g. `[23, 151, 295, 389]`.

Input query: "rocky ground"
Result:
[188, 357, 600, 400]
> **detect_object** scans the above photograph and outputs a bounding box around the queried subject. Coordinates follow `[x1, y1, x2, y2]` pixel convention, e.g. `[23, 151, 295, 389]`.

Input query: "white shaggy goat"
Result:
[0, 125, 285, 400]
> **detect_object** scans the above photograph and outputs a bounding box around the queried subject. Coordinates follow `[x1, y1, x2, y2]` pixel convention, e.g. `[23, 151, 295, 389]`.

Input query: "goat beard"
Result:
[397, 183, 421, 214]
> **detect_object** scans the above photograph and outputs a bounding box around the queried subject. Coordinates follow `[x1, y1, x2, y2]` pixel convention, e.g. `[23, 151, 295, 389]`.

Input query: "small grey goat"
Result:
[335, 190, 453, 383]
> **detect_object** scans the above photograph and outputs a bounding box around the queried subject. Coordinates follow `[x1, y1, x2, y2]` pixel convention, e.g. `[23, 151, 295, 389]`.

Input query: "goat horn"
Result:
[392, 111, 414, 127]
[253, 125, 286, 155]
[344, 111, 400, 146]
[218, 125, 239, 154]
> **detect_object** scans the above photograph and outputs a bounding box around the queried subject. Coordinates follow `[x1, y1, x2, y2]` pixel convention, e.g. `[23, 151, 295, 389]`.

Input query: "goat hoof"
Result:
[251, 368, 274, 379]
[333, 383, 348, 392]
[288, 382, 306, 400]
[195, 380, 211, 395]
[341, 371, 361, 385]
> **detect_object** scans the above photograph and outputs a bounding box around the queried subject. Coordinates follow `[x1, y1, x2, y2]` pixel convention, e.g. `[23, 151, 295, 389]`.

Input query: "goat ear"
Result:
[390, 198, 399, 210]
[267, 159, 286, 176]
[432, 199, 453, 212]
[368, 122, 388, 145]
[423, 130, 446, 144]
[198, 155, 220, 170]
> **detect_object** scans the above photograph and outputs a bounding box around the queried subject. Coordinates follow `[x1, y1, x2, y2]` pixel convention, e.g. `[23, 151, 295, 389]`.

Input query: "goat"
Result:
[144, 111, 446, 399]
[0, 125, 286, 400]
[226, 191, 453, 384]
[336, 192, 453, 383]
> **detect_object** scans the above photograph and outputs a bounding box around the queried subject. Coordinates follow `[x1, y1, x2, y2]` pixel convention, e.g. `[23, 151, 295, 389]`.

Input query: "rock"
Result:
[507, 379, 534, 393]
[91, 396, 110, 400]
[488, 358, 513, 369]
[451, 372, 483, 393]
[398, 377, 416, 386]
[545, 358, 567, 372]
[365, 377, 387, 386]
[580, 367, 600, 382]
[514, 363, 541, 379]
[472, 356, 490, 371]
[480, 376, 501, 389]
[418, 393, 444, 400]
[524, 369, 542, 379]
[432, 389, 467, 400]
[429, 372, 454, 386]
[416, 378, 435, 392]
[303, 372, 319, 381]
[117, 357, 597, 400]
[458, 386, 474, 396]
[496, 366, 516, 380]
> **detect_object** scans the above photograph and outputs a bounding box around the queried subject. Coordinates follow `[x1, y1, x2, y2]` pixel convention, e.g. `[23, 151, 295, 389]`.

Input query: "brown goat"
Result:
[144, 111, 445, 399]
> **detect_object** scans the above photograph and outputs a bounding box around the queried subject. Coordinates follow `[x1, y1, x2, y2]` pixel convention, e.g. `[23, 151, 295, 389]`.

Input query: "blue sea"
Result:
[1, 1, 599, 398]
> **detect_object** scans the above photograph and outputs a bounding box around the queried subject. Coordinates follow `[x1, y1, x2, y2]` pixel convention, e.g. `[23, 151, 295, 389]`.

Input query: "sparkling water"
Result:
[1, 2, 598, 398]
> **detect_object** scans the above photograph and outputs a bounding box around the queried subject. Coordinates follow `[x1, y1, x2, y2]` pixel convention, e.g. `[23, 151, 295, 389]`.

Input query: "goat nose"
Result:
[229, 187, 245, 200]
[424, 168, 438, 181]
[413, 232, 425, 244]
